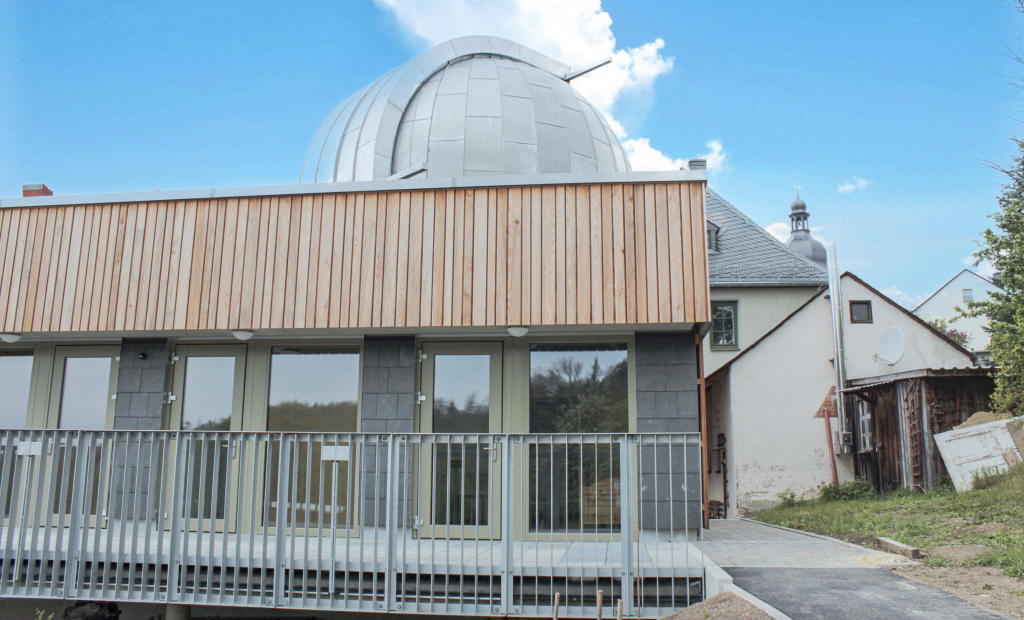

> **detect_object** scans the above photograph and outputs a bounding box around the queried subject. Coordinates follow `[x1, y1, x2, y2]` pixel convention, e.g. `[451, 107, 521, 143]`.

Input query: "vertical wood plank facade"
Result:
[0, 182, 708, 332]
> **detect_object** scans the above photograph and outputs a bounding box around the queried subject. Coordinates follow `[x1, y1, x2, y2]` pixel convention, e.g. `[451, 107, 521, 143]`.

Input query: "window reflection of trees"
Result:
[266, 400, 358, 529]
[529, 347, 627, 533]
[433, 391, 489, 434]
[431, 391, 490, 525]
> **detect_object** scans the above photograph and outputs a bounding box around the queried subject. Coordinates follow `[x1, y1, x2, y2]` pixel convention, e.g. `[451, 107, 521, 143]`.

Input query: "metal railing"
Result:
[0, 430, 703, 617]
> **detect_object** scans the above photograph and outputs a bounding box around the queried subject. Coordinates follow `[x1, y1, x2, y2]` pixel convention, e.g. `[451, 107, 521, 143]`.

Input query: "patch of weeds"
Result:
[925, 554, 951, 567]
[817, 479, 876, 502]
[779, 489, 799, 507]
[973, 467, 1011, 491]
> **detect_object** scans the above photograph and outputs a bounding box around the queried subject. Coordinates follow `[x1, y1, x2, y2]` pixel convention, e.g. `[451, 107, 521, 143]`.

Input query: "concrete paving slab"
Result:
[726, 567, 1009, 620]
[702, 519, 910, 568]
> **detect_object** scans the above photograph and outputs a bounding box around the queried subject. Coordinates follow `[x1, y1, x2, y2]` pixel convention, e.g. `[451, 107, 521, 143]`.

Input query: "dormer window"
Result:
[707, 221, 720, 253]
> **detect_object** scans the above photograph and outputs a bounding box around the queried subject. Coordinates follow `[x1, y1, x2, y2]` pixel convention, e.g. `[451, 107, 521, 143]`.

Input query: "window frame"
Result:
[46, 345, 120, 430]
[266, 344, 362, 433]
[849, 300, 873, 324]
[527, 341, 630, 434]
[962, 288, 974, 303]
[710, 300, 739, 350]
[706, 221, 720, 253]
[0, 349, 35, 429]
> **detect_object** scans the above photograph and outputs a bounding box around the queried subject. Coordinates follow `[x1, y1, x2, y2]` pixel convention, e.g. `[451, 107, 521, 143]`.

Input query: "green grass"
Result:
[754, 464, 1024, 579]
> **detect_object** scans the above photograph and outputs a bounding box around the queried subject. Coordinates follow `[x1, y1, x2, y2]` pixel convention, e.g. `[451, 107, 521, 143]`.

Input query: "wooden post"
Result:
[553, 592, 561, 620]
[617, 599, 624, 620]
[696, 332, 710, 530]
[596, 590, 604, 620]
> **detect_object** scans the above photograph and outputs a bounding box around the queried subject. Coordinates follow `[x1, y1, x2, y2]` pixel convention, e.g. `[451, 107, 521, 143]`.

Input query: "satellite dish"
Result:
[876, 327, 905, 366]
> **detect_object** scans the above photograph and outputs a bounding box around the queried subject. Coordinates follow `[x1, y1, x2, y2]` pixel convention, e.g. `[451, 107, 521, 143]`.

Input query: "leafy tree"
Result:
[961, 137, 1024, 415]
[927, 318, 972, 349]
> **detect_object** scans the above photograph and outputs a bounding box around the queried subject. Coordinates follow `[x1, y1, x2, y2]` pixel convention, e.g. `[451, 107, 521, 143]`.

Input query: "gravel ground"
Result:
[660, 592, 773, 620]
[894, 564, 1024, 619]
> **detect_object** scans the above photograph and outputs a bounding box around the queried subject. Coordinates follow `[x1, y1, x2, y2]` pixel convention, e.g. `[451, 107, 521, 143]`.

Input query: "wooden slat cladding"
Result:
[0, 182, 708, 332]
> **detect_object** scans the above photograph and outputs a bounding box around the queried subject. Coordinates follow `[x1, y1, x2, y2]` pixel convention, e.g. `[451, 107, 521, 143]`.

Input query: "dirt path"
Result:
[894, 564, 1024, 619]
[662, 592, 773, 620]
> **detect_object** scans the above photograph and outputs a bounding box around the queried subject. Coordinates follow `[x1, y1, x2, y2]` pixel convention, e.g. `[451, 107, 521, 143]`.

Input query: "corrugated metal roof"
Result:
[706, 189, 829, 287]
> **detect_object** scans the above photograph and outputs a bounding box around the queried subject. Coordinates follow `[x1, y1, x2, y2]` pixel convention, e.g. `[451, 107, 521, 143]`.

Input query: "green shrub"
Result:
[779, 489, 799, 507]
[817, 479, 876, 502]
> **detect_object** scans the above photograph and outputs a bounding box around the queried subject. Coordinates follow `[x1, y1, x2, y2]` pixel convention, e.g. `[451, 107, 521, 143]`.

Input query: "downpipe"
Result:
[824, 245, 847, 485]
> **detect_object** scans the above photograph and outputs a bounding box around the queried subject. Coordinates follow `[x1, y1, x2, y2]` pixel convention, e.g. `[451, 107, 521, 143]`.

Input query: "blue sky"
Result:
[1, 1, 1019, 306]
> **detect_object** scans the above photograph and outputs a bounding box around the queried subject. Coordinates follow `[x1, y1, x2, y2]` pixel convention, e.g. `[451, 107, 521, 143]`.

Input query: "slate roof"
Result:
[706, 188, 829, 287]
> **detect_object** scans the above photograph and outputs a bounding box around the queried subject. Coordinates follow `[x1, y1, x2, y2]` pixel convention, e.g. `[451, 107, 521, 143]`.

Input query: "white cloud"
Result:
[696, 140, 728, 174]
[838, 177, 869, 194]
[621, 138, 685, 171]
[373, 0, 707, 171]
[963, 254, 997, 280]
[880, 286, 927, 310]
[765, 222, 789, 243]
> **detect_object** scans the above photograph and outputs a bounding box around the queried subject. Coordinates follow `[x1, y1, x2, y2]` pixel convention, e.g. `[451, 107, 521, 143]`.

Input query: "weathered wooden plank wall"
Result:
[0, 182, 708, 332]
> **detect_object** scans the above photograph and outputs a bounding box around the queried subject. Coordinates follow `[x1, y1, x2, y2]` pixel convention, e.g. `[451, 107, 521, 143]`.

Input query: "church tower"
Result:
[784, 189, 827, 267]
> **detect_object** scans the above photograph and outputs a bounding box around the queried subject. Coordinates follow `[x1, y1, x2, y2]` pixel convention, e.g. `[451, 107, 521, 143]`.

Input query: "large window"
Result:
[711, 301, 738, 348]
[267, 346, 360, 432]
[529, 344, 627, 533]
[267, 346, 360, 528]
[529, 344, 628, 433]
[0, 352, 32, 428]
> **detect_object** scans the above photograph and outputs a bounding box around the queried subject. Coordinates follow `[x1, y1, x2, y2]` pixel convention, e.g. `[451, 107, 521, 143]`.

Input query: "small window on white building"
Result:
[849, 300, 873, 323]
[711, 302, 738, 348]
[962, 289, 974, 303]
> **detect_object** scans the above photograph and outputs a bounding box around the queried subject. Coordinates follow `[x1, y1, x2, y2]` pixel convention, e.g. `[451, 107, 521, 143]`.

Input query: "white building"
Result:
[915, 268, 1004, 360]
[704, 190, 828, 374]
[706, 273, 981, 516]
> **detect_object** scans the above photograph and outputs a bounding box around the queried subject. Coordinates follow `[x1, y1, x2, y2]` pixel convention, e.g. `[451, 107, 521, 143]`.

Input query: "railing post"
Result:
[167, 433, 189, 604]
[63, 431, 90, 599]
[385, 434, 401, 611]
[273, 434, 291, 608]
[619, 435, 635, 616]
[500, 435, 514, 615]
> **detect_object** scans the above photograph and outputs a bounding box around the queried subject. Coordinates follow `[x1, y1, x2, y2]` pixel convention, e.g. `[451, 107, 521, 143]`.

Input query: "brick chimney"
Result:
[22, 184, 53, 197]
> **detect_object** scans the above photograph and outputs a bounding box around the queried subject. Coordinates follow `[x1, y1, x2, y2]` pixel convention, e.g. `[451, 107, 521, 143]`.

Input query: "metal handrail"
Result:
[0, 430, 703, 616]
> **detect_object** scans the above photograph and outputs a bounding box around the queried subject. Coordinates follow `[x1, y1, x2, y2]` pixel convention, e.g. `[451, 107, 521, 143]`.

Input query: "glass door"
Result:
[262, 346, 361, 536]
[168, 344, 246, 533]
[417, 342, 502, 539]
[44, 346, 119, 528]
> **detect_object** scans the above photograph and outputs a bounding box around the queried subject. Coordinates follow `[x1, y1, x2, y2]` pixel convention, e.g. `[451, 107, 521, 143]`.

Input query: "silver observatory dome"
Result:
[299, 36, 631, 183]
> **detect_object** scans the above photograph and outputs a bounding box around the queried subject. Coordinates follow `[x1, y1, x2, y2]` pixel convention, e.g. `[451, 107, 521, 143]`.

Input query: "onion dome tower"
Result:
[784, 189, 827, 267]
[299, 36, 631, 183]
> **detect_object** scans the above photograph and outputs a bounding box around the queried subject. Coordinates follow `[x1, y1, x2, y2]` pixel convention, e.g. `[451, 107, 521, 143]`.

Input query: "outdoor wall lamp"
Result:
[507, 326, 530, 337]
[232, 330, 255, 341]
[0, 333, 22, 343]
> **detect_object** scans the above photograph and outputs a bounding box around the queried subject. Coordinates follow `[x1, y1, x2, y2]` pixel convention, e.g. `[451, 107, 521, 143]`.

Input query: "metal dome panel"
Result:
[299, 37, 630, 183]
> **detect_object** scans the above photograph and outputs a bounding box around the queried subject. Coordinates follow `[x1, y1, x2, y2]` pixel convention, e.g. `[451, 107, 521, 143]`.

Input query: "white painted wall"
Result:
[704, 286, 820, 374]
[721, 293, 854, 516]
[915, 270, 1002, 354]
[710, 274, 976, 516]
[842, 276, 975, 380]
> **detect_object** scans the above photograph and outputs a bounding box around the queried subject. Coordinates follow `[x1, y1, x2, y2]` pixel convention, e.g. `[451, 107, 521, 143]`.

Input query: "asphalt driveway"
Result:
[726, 567, 1010, 620]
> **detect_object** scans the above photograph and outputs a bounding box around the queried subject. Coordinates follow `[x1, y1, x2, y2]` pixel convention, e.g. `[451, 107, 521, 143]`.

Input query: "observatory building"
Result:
[0, 37, 712, 619]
